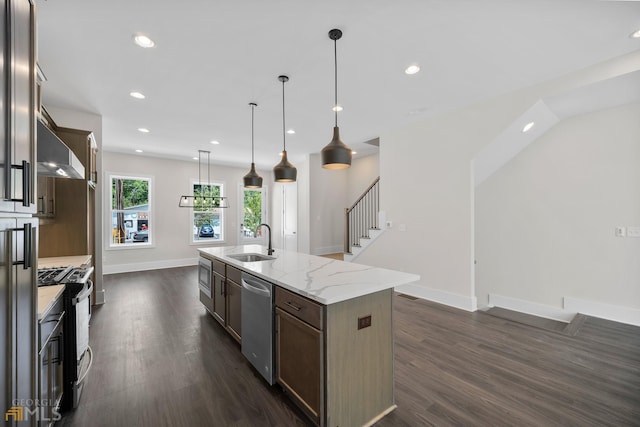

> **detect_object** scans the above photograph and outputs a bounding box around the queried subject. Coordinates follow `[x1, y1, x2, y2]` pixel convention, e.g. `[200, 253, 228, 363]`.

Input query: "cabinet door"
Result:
[226, 279, 241, 342]
[50, 324, 64, 412]
[0, 0, 36, 214]
[212, 271, 226, 325]
[1, 216, 37, 421]
[275, 307, 323, 423]
[36, 176, 55, 217]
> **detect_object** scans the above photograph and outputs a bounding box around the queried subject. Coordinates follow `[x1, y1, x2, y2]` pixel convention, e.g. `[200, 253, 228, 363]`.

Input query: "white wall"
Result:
[308, 153, 349, 255]
[347, 153, 379, 203]
[476, 104, 640, 315]
[45, 106, 106, 303]
[102, 151, 272, 273]
[356, 50, 640, 312]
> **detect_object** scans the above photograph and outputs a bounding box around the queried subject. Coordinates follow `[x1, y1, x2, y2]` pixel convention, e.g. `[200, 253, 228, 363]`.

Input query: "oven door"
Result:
[73, 280, 93, 360]
[198, 258, 212, 298]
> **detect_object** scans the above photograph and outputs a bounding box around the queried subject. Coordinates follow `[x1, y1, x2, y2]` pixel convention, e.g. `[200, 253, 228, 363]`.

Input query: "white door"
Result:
[281, 182, 297, 252]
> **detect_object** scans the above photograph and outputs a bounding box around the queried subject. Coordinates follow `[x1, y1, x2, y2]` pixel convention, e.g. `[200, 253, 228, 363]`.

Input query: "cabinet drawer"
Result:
[212, 259, 225, 276]
[276, 287, 324, 330]
[226, 265, 242, 285]
[39, 295, 64, 350]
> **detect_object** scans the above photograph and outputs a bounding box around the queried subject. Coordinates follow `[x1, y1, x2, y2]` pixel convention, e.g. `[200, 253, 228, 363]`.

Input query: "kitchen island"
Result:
[198, 245, 419, 427]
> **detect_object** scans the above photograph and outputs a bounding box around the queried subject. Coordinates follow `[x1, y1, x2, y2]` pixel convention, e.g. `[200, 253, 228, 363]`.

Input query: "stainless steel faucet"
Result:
[255, 223, 274, 255]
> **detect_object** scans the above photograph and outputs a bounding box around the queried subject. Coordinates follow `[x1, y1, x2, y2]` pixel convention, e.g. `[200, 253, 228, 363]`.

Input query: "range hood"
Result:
[37, 120, 85, 179]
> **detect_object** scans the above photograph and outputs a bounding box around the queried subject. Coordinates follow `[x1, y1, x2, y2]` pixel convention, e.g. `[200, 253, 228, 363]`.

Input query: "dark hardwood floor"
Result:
[59, 267, 640, 426]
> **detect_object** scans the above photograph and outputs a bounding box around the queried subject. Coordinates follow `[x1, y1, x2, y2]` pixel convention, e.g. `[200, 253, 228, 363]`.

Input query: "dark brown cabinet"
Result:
[38, 293, 64, 426]
[200, 258, 242, 343]
[211, 270, 226, 325]
[275, 287, 324, 424]
[36, 175, 55, 218]
[38, 126, 96, 260]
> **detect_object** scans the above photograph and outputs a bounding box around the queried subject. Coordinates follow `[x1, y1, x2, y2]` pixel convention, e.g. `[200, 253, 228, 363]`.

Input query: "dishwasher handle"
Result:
[241, 275, 271, 297]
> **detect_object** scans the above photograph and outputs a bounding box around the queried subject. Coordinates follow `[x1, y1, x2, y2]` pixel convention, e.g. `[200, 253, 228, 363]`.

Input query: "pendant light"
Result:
[273, 75, 297, 182]
[178, 150, 229, 209]
[243, 102, 263, 188]
[321, 28, 352, 170]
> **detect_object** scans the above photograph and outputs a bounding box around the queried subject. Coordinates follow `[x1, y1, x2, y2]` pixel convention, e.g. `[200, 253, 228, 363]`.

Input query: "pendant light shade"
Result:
[243, 102, 263, 188]
[274, 75, 297, 182]
[321, 28, 352, 170]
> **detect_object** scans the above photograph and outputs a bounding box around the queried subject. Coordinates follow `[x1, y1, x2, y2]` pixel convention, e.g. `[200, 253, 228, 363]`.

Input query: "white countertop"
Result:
[37, 285, 65, 320]
[198, 245, 420, 305]
[38, 255, 92, 269]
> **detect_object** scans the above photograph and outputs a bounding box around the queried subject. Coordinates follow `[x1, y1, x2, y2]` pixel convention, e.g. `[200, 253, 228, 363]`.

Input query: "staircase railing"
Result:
[345, 177, 380, 253]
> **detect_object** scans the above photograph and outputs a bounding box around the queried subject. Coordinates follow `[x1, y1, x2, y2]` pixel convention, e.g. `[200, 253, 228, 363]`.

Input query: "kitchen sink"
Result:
[227, 253, 275, 262]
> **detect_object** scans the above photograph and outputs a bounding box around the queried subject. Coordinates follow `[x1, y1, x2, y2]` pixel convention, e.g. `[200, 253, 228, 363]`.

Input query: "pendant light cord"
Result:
[282, 79, 287, 152]
[334, 37, 338, 128]
[251, 104, 255, 163]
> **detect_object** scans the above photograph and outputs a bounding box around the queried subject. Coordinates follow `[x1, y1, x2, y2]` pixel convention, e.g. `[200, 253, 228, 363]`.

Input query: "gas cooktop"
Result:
[37, 266, 94, 287]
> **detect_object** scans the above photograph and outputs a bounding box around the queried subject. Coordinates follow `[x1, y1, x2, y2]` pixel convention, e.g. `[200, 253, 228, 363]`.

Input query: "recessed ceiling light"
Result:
[332, 104, 343, 112]
[134, 34, 155, 48]
[522, 122, 535, 133]
[138, 128, 150, 133]
[287, 129, 295, 134]
[405, 64, 420, 75]
[278, 152, 283, 157]
[351, 150, 357, 155]
[631, 29, 640, 39]
[210, 140, 220, 145]
[192, 157, 198, 160]
[135, 149, 143, 153]
[130, 91, 145, 99]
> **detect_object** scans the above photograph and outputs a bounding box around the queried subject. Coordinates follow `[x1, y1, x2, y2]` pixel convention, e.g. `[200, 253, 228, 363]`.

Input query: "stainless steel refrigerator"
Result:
[1, 0, 38, 425]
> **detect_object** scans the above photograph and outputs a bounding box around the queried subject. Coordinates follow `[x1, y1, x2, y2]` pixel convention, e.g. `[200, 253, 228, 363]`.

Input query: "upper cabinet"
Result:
[0, 0, 37, 214]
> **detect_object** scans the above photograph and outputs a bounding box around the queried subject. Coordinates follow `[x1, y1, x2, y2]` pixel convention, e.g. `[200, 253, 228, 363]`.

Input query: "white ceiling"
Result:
[36, 0, 640, 170]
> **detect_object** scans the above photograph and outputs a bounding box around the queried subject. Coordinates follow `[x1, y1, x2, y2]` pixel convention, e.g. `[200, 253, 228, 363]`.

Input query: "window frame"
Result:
[238, 184, 268, 245]
[106, 173, 153, 250]
[190, 179, 226, 245]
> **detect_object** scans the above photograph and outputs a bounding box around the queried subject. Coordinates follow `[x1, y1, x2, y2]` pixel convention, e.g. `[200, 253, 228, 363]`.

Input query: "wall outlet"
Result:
[627, 226, 640, 238]
[615, 226, 627, 237]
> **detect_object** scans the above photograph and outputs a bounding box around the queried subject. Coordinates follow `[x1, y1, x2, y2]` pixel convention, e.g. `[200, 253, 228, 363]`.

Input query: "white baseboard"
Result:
[311, 245, 343, 256]
[564, 297, 640, 327]
[103, 257, 199, 275]
[489, 294, 572, 322]
[397, 283, 478, 312]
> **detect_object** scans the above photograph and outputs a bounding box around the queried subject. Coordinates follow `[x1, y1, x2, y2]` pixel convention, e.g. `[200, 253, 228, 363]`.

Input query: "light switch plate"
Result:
[627, 226, 640, 238]
[616, 226, 627, 237]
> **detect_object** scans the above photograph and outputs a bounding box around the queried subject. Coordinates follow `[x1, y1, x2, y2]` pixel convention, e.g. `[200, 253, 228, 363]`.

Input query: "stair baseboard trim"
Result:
[564, 297, 640, 327]
[397, 283, 477, 312]
[489, 294, 572, 323]
[104, 257, 199, 275]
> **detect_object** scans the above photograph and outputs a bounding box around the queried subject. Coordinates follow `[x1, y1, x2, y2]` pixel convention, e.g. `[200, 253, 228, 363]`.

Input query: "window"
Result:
[239, 187, 266, 243]
[109, 175, 152, 247]
[192, 182, 224, 243]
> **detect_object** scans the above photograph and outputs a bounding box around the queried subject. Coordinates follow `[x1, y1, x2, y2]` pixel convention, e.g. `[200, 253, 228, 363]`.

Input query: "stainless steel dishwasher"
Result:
[241, 272, 275, 385]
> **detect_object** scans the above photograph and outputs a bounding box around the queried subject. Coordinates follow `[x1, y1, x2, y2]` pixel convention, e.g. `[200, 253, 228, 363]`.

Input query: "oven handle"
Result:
[72, 280, 94, 305]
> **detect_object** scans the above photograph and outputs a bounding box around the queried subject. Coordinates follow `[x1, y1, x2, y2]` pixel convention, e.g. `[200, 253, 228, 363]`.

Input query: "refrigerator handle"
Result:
[12, 222, 32, 269]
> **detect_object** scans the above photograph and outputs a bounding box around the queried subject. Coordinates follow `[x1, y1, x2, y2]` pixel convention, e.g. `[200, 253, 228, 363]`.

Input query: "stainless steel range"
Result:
[37, 265, 94, 411]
